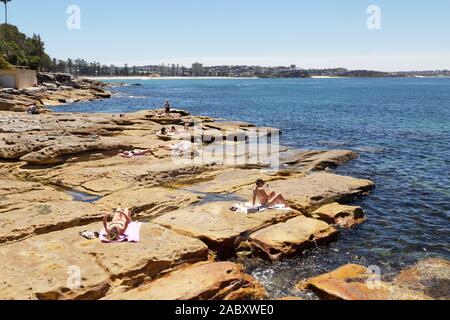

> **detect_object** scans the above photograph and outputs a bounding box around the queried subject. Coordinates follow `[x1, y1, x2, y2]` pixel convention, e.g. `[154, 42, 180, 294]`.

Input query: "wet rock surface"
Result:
[393, 258, 450, 300]
[297, 263, 438, 300]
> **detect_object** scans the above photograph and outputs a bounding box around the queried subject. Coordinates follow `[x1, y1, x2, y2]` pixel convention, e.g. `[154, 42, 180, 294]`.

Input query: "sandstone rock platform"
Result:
[0, 222, 208, 300]
[103, 262, 265, 300]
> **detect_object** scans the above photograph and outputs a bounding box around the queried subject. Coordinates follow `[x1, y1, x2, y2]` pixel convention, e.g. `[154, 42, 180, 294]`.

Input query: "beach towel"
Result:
[100, 221, 143, 243]
[171, 141, 192, 152]
[230, 202, 290, 214]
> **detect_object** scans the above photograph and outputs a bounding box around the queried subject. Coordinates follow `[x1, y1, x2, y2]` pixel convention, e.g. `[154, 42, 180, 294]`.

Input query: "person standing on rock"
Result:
[163, 100, 171, 116]
[252, 179, 288, 208]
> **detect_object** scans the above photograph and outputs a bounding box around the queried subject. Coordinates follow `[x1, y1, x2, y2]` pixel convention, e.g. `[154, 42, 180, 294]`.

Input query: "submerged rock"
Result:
[393, 258, 450, 300]
[103, 262, 265, 300]
[298, 264, 432, 300]
[248, 216, 339, 261]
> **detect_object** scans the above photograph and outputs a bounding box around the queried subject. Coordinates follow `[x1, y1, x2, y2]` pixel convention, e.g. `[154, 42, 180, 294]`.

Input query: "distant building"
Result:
[192, 62, 203, 77]
[0, 69, 37, 89]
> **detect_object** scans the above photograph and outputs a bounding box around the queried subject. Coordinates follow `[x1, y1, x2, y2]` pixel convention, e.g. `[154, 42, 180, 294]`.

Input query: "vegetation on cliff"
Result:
[0, 24, 52, 70]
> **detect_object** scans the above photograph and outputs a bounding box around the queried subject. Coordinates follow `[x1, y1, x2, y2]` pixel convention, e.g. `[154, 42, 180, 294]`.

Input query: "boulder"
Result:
[153, 201, 299, 256]
[103, 262, 265, 300]
[248, 216, 339, 261]
[298, 264, 432, 300]
[393, 258, 450, 300]
[281, 149, 358, 171]
[311, 203, 366, 228]
[0, 222, 208, 300]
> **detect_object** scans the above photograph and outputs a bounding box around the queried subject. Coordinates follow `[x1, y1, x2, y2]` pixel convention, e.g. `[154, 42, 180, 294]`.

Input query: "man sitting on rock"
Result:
[27, 104, 40, 115]
[252, 179, 288, 208]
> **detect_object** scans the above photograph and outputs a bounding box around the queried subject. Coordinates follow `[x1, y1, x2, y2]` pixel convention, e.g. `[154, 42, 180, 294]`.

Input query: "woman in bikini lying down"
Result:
[118, 149, 155, 158]
[103, 208, 133, 241]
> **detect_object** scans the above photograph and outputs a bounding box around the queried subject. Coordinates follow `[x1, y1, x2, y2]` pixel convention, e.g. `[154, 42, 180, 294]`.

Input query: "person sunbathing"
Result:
[159, 141, 194, 156]
[118, 149, 154, 158]
[103, 208, 132, 241]
[27, 104, 40, 115]
[161, 127, 168, 135]
[252, 179, 288, 207]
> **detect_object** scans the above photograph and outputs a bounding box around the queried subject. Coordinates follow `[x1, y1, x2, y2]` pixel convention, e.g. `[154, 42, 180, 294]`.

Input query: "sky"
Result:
[5, 0, 450, 71]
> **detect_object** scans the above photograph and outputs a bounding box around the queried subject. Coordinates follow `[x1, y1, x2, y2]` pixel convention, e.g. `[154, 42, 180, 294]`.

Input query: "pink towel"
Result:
[100, 222, 143, 243]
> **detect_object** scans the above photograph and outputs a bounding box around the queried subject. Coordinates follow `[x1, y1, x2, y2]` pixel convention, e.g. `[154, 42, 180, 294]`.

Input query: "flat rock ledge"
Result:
[103, 262, 265, 300]
[0, 101, 380, 299]
[249, 172, 375, 214]
[153, 201, 300, 257]
[297, 263, 437, 300]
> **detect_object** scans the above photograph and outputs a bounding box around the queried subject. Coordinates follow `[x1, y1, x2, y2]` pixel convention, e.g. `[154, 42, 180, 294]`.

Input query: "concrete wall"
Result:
[0, 69, 37, 89]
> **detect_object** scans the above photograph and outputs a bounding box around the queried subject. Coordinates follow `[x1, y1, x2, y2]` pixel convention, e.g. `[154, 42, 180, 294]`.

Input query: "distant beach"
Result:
[82, 76, 258, 81]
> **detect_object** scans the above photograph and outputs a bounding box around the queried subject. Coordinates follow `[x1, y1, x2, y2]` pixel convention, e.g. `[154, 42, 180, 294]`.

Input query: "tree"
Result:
[0, 55, 11, 69]
[0, 24, 52, 70]
[1, 0, 11, 40]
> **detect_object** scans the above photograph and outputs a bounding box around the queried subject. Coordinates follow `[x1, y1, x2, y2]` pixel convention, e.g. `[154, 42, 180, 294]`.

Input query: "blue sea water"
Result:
[54, 78, 450, 297]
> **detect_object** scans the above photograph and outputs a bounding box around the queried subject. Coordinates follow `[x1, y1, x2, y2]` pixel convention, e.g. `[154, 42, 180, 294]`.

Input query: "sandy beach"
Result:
[82, 76, 258, 81]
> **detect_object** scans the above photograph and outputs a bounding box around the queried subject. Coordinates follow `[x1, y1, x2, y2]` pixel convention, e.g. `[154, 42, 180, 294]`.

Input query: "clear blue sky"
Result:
[5, 0, 450, 70]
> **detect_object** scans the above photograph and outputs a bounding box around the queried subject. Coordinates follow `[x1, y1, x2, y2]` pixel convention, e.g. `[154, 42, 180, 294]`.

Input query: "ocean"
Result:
[53, 77, 450, 298]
